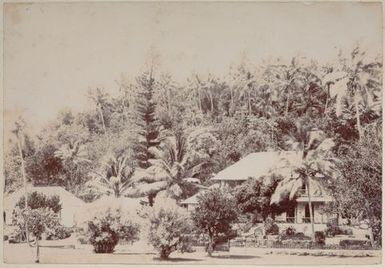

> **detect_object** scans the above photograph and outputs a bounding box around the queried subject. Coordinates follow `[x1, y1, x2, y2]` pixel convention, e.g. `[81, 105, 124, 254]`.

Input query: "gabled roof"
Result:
[211, 151, 303, 181]
[4, 186, 85, 210]
[180, 192, 202, 205]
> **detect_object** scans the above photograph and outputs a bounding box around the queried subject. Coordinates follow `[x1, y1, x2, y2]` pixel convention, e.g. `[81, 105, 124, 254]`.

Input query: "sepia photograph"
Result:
[2, 1, 383, 265]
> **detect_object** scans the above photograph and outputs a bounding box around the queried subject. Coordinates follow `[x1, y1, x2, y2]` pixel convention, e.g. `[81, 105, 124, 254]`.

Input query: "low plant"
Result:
[339, 239, 371, 249]
[76, 201, 140, 253]
[147, 197, 193, 259]
[46, 226, 72, 240]
[264, 217, 279, 235]
[315, 231, 326, 246]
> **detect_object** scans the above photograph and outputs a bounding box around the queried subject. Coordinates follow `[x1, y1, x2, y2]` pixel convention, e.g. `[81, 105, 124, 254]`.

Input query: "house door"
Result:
[286, 207, 295, 223]
[304, 203, 315, 223]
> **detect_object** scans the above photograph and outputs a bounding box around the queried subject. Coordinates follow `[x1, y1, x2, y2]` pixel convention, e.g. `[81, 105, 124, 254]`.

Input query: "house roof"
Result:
[4, 186, 85, 210]
[211, 151, 303, 181]
[180, 192, 203, 205]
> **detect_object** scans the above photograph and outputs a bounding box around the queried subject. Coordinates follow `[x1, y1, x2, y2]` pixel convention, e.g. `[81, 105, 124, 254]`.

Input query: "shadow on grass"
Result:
[153, 257, 203, 262]
[113, 252, 156, 256]
[335, 255, 375, 258]
[210, 255, 260, 259]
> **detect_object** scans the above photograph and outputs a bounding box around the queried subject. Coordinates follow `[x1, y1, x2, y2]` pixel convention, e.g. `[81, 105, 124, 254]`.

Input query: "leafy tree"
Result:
[147, 198, 192, 259]
[13, 207, 61, 263]
[325, 127, 381, 246]
[12, 192, 63, 263]
[16, 191, 62, 214]
[191, 187, 238, 256]
[234, 176, 281, 222]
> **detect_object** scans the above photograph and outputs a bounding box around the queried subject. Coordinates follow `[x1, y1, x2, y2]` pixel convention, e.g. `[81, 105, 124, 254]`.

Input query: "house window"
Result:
[304, 203, 315, 223]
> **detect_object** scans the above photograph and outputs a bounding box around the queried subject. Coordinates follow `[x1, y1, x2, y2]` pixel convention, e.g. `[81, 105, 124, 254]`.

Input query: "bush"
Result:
[16, 192, 61, 213]
[325, 218, 353, 237]
[76, 201, 140, 253]
[147, 198, 193, 259]
[46, 226, 72, 240]
[315, 231, 325, 246]
[285, 226, 296, 236]
[278, 229, 311, 241]
[339, 239, 371, 249]
[264, 217, 279, 235]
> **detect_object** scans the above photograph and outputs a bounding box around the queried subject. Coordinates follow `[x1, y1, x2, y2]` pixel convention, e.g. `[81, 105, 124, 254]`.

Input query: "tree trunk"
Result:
[98, 106, 106, 134]
[198, 89, 202, 113]
[16, 133, 32, 246]
[230, 87, 234, 114]
[354, 92, 362, 141]
[368, 226, 375, 248]
[324, 84, 330, 116]
[307, 180, 315, 242]
[35, 238, 40, 263]
[285, 87, 290, 117]
[209, 91, 214, 114]
[248, 91, 252, 115]
[207, 231, 214, 257]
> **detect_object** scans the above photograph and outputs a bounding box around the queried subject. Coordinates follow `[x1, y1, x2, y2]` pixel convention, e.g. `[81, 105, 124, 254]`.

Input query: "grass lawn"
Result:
[3, 241, 382, 265]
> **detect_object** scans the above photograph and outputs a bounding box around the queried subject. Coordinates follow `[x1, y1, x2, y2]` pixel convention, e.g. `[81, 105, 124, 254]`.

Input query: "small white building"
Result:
[180, 192, 201, 212]
[4, 186, 85, 227]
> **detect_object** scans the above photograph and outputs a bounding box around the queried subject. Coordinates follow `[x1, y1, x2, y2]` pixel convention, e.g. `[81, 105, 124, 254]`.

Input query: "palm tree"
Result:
[270, 124, 336, 241]
[322, 47, 382, 140]
[12, 119, 34, 246]
[87, 154, 136, 198]
[88, 88, 110, 133]
[135, 131, 207, 202]
[265, 58, 308, 117]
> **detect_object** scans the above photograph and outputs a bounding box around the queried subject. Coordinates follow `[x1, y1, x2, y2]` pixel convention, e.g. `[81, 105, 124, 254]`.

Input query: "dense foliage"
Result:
[16, 192, 62, 214]
[76, 201, 141, 253]
[147, 198, 193, 259]
[4, 47, 382, 245]
[191, 187, 238, 256]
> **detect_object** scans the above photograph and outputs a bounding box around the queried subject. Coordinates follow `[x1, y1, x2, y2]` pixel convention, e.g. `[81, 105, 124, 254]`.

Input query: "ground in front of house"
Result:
[3, 241, 382, 265]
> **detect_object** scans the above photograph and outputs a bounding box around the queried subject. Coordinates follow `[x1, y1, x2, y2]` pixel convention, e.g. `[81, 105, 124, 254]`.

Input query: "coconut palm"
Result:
[264, 58, 309, 116]
[270, 123, 337, 241]
[87, 154, 136, 198]
[88, 88, 111, 133]
[11, 119, 32, 244]
[322, 47, 382, 140]
[135, 130, 208, 203]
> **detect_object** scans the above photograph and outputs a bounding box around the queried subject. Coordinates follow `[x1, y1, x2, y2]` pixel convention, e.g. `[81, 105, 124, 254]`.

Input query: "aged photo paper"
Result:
[1, 0, 383, 267]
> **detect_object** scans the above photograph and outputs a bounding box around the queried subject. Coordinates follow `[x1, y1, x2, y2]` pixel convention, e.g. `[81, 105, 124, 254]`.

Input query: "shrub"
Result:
[264, 217, 279, 235]
[325, 218, 353, 237]
[147, 198, 193, 259]
[46, 226, 72, 240]
[315, 231, 325, 246]
[16, 192, 61, 213]
[76, 200, 140, 253]
[339, 239, 371, 249]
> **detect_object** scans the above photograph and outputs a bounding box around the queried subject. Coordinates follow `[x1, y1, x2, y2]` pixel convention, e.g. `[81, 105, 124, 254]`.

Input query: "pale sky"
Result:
[4, 2, 383, 132]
